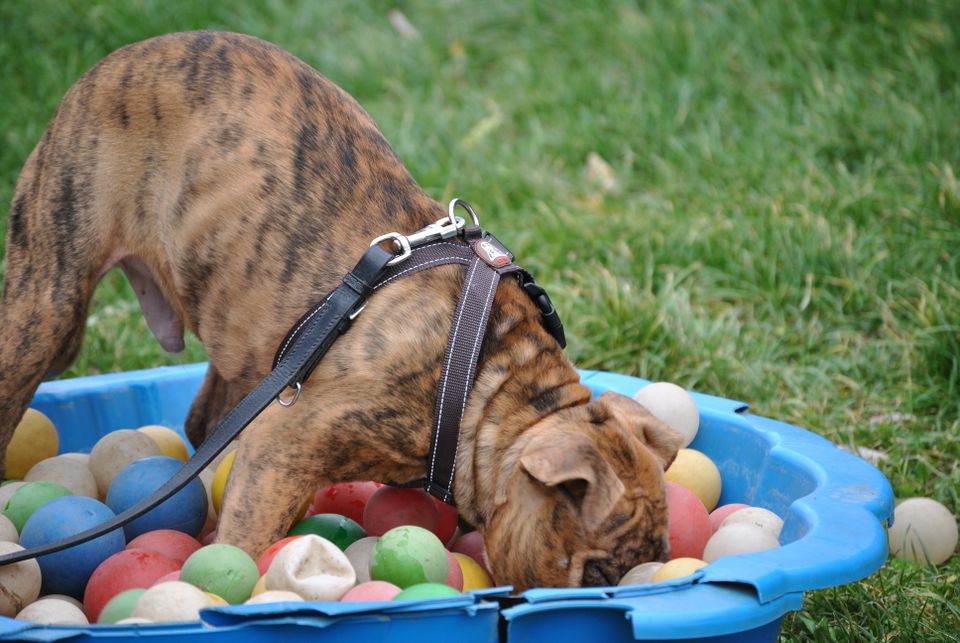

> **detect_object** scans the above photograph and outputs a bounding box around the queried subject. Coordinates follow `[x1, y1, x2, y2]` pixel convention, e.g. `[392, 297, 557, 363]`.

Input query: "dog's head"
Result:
[484, 391, 684, 590]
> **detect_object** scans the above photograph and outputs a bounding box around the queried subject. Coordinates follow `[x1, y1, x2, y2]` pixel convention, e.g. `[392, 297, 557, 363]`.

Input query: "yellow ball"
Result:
[664, 448, 722, 511]
[650, 557, 708, 582]
[453, 552, 493, 591]
[212, 451, 237, 515]
[204, 592, 229, 607]
[5, 409, 59, 480]
[137, 425, 189, 462]
[251, 575, 268, 597]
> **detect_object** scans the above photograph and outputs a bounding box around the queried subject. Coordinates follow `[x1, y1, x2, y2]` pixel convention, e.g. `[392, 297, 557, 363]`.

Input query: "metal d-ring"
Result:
[448, 198, 481, 228]
[277, 381, 302, 407]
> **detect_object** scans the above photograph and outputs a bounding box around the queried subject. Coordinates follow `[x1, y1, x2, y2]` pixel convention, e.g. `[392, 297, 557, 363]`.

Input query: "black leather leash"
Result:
[0, 199, 563, 565]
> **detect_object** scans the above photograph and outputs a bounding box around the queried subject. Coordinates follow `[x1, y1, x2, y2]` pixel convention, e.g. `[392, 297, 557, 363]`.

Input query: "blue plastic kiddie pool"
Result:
[1, 363, 893, 642]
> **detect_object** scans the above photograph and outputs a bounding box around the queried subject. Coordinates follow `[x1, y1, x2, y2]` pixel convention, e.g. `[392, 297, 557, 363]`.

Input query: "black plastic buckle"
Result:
[522, 281, 566, 348]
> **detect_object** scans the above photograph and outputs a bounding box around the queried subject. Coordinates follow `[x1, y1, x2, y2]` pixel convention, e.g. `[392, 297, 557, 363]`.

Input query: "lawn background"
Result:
[1, 1, 958, 639]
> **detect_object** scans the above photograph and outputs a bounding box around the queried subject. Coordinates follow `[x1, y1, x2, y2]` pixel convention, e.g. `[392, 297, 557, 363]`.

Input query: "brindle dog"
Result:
[0, 32, 683, 589]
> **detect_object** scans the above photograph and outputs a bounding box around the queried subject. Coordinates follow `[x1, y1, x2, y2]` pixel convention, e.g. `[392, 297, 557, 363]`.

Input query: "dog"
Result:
[0, 31, 683, 590]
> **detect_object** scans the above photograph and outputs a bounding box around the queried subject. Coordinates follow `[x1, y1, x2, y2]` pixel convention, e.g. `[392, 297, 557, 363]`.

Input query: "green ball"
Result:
[288, 513, 366, 550]
[370, 526, 449, 589]
[393, 582, 462, 600]
[3, 480, 73, 532]
[98, 588, 146, 624]
[179, 544, 259, 604]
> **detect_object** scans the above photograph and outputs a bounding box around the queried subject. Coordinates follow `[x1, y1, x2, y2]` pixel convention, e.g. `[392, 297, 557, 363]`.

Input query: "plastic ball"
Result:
[453, 553, 494, 591]
[288, 513, 366, 550]
[204, 592, 229, 606]
[650, 557, 708, 582]
[309, 481, 382, 524]
[83, 548, 180, 622]
[256, 535, 303, 576]
[211, 450, 236, 515]
[393, 582, 461, 600]
[97, 588, 146, 624]
[665, 482, 711, 560]
[16, 597, 89, 625]
[4, 480, 73, 532]
[445, 551, 464, 590]
[105, 456, 207, 539]
[264, 534, 356, 601]
[362, 487, 439, 537]
[179, 543, 259, 604]
[245, 590, 305, 605]
[432, 497, 459, 545]
[0, 541, 41, 617]
[0, 514, 19, 543]
[721, 507, 784, 539]
[116, 617, 153, 624]
[89, 430, 163, 498]
[130, 581, 212, 623]
[251, 575, 267, 597]
[888, 497, 958, 565]
[450, 531, 491, 576]
[664, 449, 722, 512]
[137, 425, 190, 462]
[5, 409, 59, 480]
[617, 561, 664, 586]
[340, 580, 402, 602]
[25, 455, 98, 498]
[633, 382, 700, 448]
[153, 570, 180, 585]
[370, 525, 449, 589]
[43, 594, 84, 610]
[127, 529, 202, 566]
[708, 503, 750, 534]
[20, 496, 125, 599]
[344, 536, 379, 584]
[0, 482, 26, 511]
[703, 523, 780, 563]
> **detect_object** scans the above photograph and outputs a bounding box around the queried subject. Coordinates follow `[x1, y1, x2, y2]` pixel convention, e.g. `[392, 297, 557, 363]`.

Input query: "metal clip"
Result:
[368, 198, 480, 265]
[369, 231, 413, 265]
[277, 381, 302, 407]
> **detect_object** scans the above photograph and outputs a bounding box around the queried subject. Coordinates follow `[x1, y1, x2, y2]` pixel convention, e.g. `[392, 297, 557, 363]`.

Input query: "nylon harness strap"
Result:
[0, 225, 562, 566]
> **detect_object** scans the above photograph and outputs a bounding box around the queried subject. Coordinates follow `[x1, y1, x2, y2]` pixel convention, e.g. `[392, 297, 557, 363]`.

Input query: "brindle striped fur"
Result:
[0, 32, 683, 589]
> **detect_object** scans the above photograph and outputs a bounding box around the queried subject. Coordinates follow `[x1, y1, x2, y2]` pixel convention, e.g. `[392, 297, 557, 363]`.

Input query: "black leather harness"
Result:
[0, 199, 564, 565]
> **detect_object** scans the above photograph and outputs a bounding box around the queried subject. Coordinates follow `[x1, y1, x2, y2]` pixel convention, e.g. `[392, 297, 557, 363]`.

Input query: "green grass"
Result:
[1, 0, 958, 639]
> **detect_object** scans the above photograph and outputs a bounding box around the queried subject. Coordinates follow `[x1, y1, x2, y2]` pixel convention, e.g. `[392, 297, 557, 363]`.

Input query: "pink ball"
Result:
[153, 570, 180, 585]
[340, 580, 402, 602]
[83, 548, 180, 622]
[665, 482, 711, 560]
[256, 536, 304, 576]
[450, 531, 491, 576]
[308, 481, 382, 524]
[708, 503, 751, 534]
[362, 487, 439, 537]
[201, 530, 218, 546]
[445, 551, 464, 591]
[126, 529, 202, 566]
[431, 497, 459, 545]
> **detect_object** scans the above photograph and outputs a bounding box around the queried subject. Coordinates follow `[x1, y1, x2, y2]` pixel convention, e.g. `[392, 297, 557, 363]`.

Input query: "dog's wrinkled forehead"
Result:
[589, 391, 684, 470]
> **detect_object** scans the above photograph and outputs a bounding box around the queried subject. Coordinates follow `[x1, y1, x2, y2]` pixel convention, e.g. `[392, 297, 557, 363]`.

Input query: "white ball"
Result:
[633, 382, 700, 447]
[0, 515, 19, 543]
[703, 523, 780, 563]
[116, 617, 154, 624]
[0, 542, 41, 617]
[59, 453, 91, 465]
[16, 598, 89, 625]
[25, 455, 98, 498]
[720, 507, 784, 539]
[344, 536, 379, 584]
[89, 430, 163, 497]
[244, 590, 305, 605]
[617, 561, 664, 586]
[888, 497, 958, 565]
[0, 482, 26, 510]
[265, 534, 356, 601]
[41, 594, 84, 610]
[131, 581, 212, 623]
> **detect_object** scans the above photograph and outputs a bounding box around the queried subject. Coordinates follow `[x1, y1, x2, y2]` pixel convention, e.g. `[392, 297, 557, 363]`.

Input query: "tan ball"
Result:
[16, 597, 89, 625]
[0, 482, 26, 509]
[59, 453, 90, 466]
[40, 594, 84, 610]
[245, 590, 305, 605]
[89, 430, 163, 497]
[888, 497, 958, 565]
[720, 507, 784, 539]
[25, 455, 98, 498]
[0, 542, 41, 617]
[265, 534, 356, 601]
[0, 515, 19, 543]
[131, 581, 212, 623]
[137, 425, 190, 462]
[617, 561, 664, 586]
[703, 523, 780, 563]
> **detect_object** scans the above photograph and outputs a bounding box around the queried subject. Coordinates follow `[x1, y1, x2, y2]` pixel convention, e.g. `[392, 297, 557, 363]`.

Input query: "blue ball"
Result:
[105, 455, 207, 540]
[20, 496, 126, 599]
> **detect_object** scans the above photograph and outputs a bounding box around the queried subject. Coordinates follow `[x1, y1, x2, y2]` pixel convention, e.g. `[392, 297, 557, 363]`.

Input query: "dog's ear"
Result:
[598, 391, 685, 470]
[519, 430, 625, 532]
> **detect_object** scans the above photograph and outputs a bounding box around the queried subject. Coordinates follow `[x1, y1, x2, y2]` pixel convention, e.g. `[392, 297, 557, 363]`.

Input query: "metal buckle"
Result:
[277, 381, 302, 407]
[369, 232, 413, 265]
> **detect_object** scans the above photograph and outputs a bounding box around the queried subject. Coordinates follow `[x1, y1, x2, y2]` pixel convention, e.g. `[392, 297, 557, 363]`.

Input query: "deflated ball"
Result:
[256, 536, 303, 576]
[264, 534, 356, 601]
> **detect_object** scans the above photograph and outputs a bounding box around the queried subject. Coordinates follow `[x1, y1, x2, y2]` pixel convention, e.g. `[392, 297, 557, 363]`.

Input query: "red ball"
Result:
[708, 503, 751, 534]
[431, 496, 459, 545]
[308, 481, 382, 524]
[256, 535, 304, 576]
[83, 548, 179, 622]
[445, 551, 464, 591]
[665, 482, 711, 560]
[450, 531, 491, 576]
[362, 487, 439, 537]
[126, 529, 201, 566]
[340, 580, 401, 602]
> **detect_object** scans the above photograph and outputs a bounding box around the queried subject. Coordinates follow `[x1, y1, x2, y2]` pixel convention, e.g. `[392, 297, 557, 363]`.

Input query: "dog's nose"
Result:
[581, 558, 619, 586]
